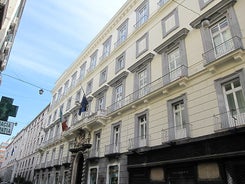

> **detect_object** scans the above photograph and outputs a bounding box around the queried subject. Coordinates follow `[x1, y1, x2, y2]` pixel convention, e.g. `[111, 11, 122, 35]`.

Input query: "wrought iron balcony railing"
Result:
[134, 15, 148, 29]
[162, 123, 192, 143]
[89, 147, 100, 158]
[107, 65, 188, 113]
[128, 135, 149, 150]
[214, 107, 245, 131]
[105, 142, 121, 155]
[114, 35, 127, 48]
[202, 36, 243, 65]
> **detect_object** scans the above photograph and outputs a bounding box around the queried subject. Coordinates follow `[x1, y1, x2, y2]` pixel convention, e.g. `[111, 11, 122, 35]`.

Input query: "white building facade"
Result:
[2, 0, 245, 183]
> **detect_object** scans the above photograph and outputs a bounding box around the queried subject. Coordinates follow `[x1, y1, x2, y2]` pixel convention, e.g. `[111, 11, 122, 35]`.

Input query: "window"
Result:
[44, 151, 49, 166]
[49, 127, 54, 139]
[71, 72, 77, 88]
[107, 165, 119, 184]
[47, 115, 51, 126]
[51, 149, 56, 165]
[66, 97, 72, 111]
[101, 36, 112, 60]
[88, 167, 98, 184]
[108, 71, 128, 112]
[128, 52, 154, 100]
[115, 19, 128, 47]
[94, 131, 101, 157]
[99, 67, 108, 85]
[136, 33, 149, 57]
[223, 79, 245, 114]
[167, 48, 181, 82]
[137, 68, 149, 97]
[89, 51, 98, 72]
[138, 114, 147, 147]
[132, 110, 149, 149]
[114, 84, 123, 110]
[215, 70, 245, 129]
[161, 8, 179, 37]
[112, 123, 120, 153]
[210, 19, 233, 58]
[167, 94, 190, 140]
[135, 0, 149, 29]
[72, 111, 78, 124]
[58, 145, 63, 165]
[115, 52, 125, 74]
[53, 110, 57, 121]
[52, 94, 57, 104]
[153, 29, 188, 85]
[198, 0, 213, 10]
[64, 80, 70, 95]
[79, 62, 86, 80]
[75, 90, 81, 103]
[55, 124, 60, 137]
[190, 1, 242, 64]
[57, 87, 63, 101]
[86, 79, 93, 95]
[97, 95, 105, 111]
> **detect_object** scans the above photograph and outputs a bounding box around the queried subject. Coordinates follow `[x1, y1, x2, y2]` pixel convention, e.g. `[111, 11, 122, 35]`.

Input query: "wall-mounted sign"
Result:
[0, 120, 15, 135]
[0, 96, 18, 121]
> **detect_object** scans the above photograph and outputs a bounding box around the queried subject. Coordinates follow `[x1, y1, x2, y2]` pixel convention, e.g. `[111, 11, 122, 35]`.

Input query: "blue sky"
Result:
[0, 0, 127, 143]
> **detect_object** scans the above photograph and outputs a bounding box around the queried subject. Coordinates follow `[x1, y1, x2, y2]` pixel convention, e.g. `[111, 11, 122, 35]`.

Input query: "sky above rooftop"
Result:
[0, 0, 127, 143]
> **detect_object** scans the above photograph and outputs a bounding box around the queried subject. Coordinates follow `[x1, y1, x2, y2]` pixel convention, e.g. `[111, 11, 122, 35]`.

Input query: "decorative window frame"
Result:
[115, 19, 129, 47]
[115, 52, 126, 74]
[214, 69, 245, 127]
[110, 121, 122, 145]
[99, 66, 108, 86]
[134, 109, 149, 147]
[190, 0, 242, 64]
[106, 163, 120, 184]
[88, 166, 99, 184]
[161, 8, 179, 38]
[86, 79, 93, 95]
[135, 0, 149, 29]
[136, 32, 149, 58]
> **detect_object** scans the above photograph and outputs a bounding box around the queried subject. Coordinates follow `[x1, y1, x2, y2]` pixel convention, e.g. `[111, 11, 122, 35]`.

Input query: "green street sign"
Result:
[0, 120, 15, 135]
[0, 96, 18, 121]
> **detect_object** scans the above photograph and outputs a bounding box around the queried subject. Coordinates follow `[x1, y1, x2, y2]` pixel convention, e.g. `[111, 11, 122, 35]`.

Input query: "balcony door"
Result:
[113, 126, 120, 153]
[223, 79, 245, 127]
[139, 115, 147, 147]
[173, 101, 186, 139]
[168, 48, 181, 82]
[211, 18, 233, 58]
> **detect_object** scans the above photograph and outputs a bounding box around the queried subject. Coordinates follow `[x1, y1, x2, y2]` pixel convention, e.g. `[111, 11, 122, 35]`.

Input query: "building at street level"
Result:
[2, 0, 245, 183]
[0, 0, 26, 84]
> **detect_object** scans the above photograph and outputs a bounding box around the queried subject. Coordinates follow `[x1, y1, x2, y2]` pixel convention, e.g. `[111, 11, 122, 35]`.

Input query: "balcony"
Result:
[128, 135, 149, 150]
[114, 35, 127, 48]
[62, 156, 71, 167]
[202, 36, 243, 65]
[105, 143, 121, 157]
[53, 159, 61, 167]
[88, 147, 100, 159]
[99, 51, 110, 62]
[107, 65, 188, 114]
[214, 108, 245, 131]
[79, 110, 108, 129]
[162, 123, 192, 143]
[134, 15, 148, 29]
